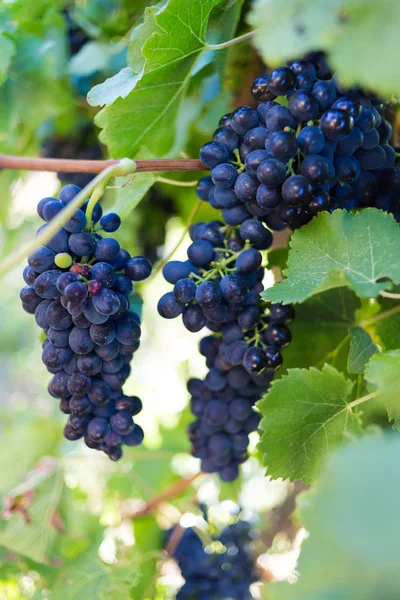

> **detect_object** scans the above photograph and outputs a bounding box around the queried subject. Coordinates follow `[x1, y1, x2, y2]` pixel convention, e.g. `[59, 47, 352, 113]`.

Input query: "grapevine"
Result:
[3, 2, 400, 598]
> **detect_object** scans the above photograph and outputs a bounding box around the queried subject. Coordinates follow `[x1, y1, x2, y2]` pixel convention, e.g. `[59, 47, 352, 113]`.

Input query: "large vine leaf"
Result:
[375, 302, 400, 350]
[264, 434, 400, 599]
[257, 365, 362, 483]
[364, 350, 400, 428]
[281, 288, 359, 373]
[95, 0, 241, 158]
[263, 209, 400, 305]
[347, 326, 379, 374]
[0, 466, 64, 563]
[248, 0, 400, 97]
[0, 418, 62, 494]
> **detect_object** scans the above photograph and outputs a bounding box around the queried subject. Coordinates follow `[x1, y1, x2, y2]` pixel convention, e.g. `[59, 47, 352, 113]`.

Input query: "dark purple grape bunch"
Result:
[20, 184, 152, 460]
[157, 220, 271, 334]
[186, 303, 294, 482]
[197, 51, 397, 229]
[168, 518, 258, 599]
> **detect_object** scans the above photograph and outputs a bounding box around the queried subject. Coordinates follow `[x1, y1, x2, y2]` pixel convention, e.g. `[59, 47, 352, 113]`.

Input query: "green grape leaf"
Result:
[375, 302, 400, 350]
[248, 0, 400, 97]
[281, 288, 359, 373]
[0, 418, 62, 494]
[347, 326, 379, 374]
[50, 542, 138, 600]
[257, 365, 362, 483]
[364, 350, 400, 427]
[0, 465, 64, 563]
[88, 3, 166, 107]
[88, 67, 142, 107]
[0, 34, 15, 86]
[68, 41, 113, 77]
[95, 0, 239, 158]
[264, 434, 400, 599]
[106, 171, 156, 220]
[262, 210, 400, 305]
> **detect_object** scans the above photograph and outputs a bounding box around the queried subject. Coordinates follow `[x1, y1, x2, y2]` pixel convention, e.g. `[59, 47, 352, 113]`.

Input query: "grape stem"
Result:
[206, 30, 256, 50]
[121, 472, 204, 519]
[0, 154, 205, 173]
[0, 159, 136, 278]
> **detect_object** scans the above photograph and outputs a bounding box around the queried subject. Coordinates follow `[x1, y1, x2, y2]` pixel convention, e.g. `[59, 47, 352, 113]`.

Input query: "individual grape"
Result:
[296, 125, 325, 154]
[124, 256, 152, 281]
[236, 249, 262, 274]
[92, 289, 120, 316]
[311, 79, 336, 109]
[183, 305, 206, 332]
[335, 156, 360, 183]
[87, 380, 112, 406]
[212, 127, 239, 152]
[67, 373, 91, 397]
[200, 142, 230, 168]
[307, 189, 330, 214]
[187, 240, 214, 267]
[268, 131, 297, 161]
[195, 281, 222, 310]
[220, 274, 247, 303]
[63, 209, 86, 233]
[68, 232, 96, 256]
[243, 127, 269, 150]
[59, 184, 81, 205]
[83, 298, 109, 324]
[28, 246, 55, 273]
[239, 219, 272, 247]
[158, 292, 184, 318]
[267, 66, 296, 95]
[264, 324, 292, 347]
[95, 238, 120, 262]
[222, 204, 251, 225]
[234, 172, 259, 201]
[257, 158, 286, 187]
[251, 75, 276, 101]
[122, 425, 144, 446]
[265, 105, 296, 132]
[256, 185, 281, 209]
[174, 278, 197, 304]
[47, 327, 71, 347]
[320, 108, 354, 140]
[211, 163, 238, 188]
[91, 262, 116, 288]
[332, 97, 362, 120]
[100, 213, 121, 233]
[77, 353, 103, 376]
[43, 200, 64, 221]
[288, 90, 318, 120]
[69, 326, 95, 354]
[300, 155, 330, 186]
[229, 106, 259, 135]
[360, 128, 379, 150]
[46, 301, 72, 330]
[282, 175, 312, 206]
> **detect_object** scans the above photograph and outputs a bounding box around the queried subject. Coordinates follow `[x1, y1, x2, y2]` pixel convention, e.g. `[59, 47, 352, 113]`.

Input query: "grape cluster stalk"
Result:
[20, 184, 152, 460]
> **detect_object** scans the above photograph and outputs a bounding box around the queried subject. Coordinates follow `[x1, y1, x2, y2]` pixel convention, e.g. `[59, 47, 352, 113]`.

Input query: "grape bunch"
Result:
[20, 184, 152, 460]
[197, 51, 398, 229]
[187, 302, 293, 482]
[169, 520, 258, 599]
[157, 220, 271, 336]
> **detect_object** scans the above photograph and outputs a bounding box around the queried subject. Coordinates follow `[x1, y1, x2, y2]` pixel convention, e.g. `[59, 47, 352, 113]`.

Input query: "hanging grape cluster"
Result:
[198, 51, 398, 230]
[20, 184, 152, 460]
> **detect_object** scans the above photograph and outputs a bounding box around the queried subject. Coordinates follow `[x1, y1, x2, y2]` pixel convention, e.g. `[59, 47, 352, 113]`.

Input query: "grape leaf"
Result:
[364, 350, 400, 428]
[262, 209, 400, 305]
[0, 466, 64, 563]
[281, 288, 359, 373]
[347, 326, 379, 374]
[0, 418, 62, 494]
[375, 302, 400, 350]
[264, 434, 400, 599]
[50, 541, 138, 600]
[95, 0, 240, 158]
[248, 0, 400, 97]
[0, 34, 15, 86]
[257, 365, 362, 483]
